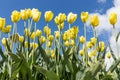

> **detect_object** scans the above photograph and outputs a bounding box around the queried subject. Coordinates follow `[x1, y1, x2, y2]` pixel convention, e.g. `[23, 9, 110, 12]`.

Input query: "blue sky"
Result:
[0, 0, 113, 43]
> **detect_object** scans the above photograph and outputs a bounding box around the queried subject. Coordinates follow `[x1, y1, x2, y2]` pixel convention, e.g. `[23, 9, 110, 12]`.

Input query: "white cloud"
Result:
[88, 0, 120, 70]
[97, 0, 106, 3]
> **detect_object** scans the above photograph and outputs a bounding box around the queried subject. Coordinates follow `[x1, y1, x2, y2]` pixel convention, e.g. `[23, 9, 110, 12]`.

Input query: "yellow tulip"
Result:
[48, 35, 54, 41]
[30, 32, 36, 40]
[91, 50, 97, 56]
[106, 52, 111, 59]
[11, 10, 21, 23]
[90, 15, 99, 27]
[87, 41, 93, 48]
[26, 8, 32, 18]
[64, 40, 69, 47]
[0, 18, 5, 29]
[39, 36, 46, 44]
[67, 12, 77, 24]
[2, 25, 12, 34]
[79, 36, 86, 44]
[36, 29, 42, 37]
[51, 50, 55, 59]
[80, 12, 89, 23]
[32, 8, 41, 22]
[21, 9, 28, 21]
[88, 52, 93, 58]
[99, 41, 105, 52]
[58, 22, 64, 30]
[47, 41, 52, 48]
[19, 36, 24, 43]
[54, 13, 66, 25]
[70, 39, 75, 46]
[70, 26, 79, 39]
[109, 13, 117, 25]
[45, 11, 54, 22]
[54, 31, 60, 39]
[24, 28, 30, 36]
[31, 42, 38, 49]
[91, 37, 97, 45]
[1, 38, 7, 46]
[43, 26, 51, 36]
[79, 50, 84, 56]
[24, 41, 28, 48]
[63, 31, 70, 41]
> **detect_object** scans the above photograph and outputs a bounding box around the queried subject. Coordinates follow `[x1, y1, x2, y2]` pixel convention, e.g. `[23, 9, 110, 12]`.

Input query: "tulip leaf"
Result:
[116, 31, 120, 42]
[34, 65, 59, 80]
[108, 42, 117, 61]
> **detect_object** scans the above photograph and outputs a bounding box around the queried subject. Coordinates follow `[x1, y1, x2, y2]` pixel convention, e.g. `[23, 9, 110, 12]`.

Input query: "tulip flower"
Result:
[67, 12, 77, 24]
[64, 40, 69, 47]
[2, 25, 12, 34]
[91, 50, 97, 56]
[87, 41, 93, 48]
[48, 35, 54, 41]
[0, 18, 6, 29]
[70, 39, 75, 46]
[54, 13, 66, 25]
[90, 15, 99, 27]
[19, 36, 24, 43]
[91, 37, 97, 45]
[51, 50, 55, 59]
[109, 12, 117, 25]
[58, 22, 64, 30]
[24, 28, 30, 36]
[43, 26, 51, 36]
[1, 38, 7, 46]
[47, 41, 52, 48]
[79, 36, 86, 44]
[31, 32, 36, 40]
[81, 12, 89, 23]
[21, 9, 29, 21]
[26, 8, 32, 18]
[39, 36, 46, 44]
[11, 10, 21, 23]
[79, 50, 84, 56]
[32, 8, 41, 22]
[106, 52, 111, 59]
[36, 29, 42, 37]
[55, 31, 60, 39]
[24, 41, 28, 48]
[45, 11, 54, 22]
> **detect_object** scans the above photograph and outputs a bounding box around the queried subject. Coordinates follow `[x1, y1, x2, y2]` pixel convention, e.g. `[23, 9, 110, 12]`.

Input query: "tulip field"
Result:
[0, 8, 120, 80]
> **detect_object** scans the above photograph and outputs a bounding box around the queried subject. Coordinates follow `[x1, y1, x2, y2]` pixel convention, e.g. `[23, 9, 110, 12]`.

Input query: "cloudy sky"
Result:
[0, 0, 119, 68]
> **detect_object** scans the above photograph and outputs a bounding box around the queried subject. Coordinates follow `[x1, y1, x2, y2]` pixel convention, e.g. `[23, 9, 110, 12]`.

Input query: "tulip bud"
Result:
[79, 36, 86, 44]
[19, 36, 24, 43]
[32, 8, 41, 22]
[21, 9, 28, 21]
[47, 41, 52, 48]
[70, 39, 75, 46]
[2, 38, 7, 46]
[87, 41, 93, 48]
[0, 18, 5, 29]
[51, 50, 55, 59]
[44, 11, 54, 22]
[91, 37, 97, 45]
[106, 52, 111, 59]
[2, 25, 12, 34]
[36, 29, 42, 37]
[24, 41, 28, 48]
[30, 32, 36, 40]
[11, 10, 21, 23]
[109, 12, 117, 25]
[43, 26, 51, 36]
[48, 35, 54, 41]
[90, 15, 99, 27]
[64, 40, 69, 47]
[79, 50, 84, 56]
[55, 31, 60, 39]
[39, 36, 46, 44]
[67, 12, 77, 24]
[26, 8, 32, 18]
[81, 12, 89, 23]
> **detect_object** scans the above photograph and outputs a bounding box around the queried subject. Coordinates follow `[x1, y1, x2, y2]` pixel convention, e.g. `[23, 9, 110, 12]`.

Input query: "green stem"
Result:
[84, 23, 88, 66]
[69, 24, 71, 29]
[12, 23, 16, 52]
[113, 25, 119, 58]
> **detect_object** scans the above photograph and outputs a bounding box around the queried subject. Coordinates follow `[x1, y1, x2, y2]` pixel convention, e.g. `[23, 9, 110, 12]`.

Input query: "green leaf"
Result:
[34, 65, 59, 80]
[8, 52, 21, 62]
[108, 42, 117, 61]
[116, 31, 120, 42]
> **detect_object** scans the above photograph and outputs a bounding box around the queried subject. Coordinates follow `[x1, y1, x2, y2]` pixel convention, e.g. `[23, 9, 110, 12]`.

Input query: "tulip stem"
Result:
[113, 25, 119, 58]
[69, 24, 71, 29]
[84, 23, 88, 66]
[12, 23, 16, 52]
